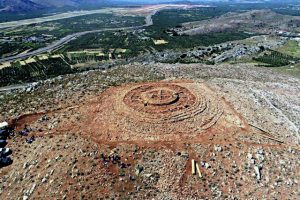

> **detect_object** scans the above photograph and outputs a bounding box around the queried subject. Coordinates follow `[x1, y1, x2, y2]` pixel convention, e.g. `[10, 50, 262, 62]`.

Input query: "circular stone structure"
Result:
[84, 81, 225, 141]
[140, 88, 179, 106]
[123, 83, 196, 115]
[120, 83, 212, 124]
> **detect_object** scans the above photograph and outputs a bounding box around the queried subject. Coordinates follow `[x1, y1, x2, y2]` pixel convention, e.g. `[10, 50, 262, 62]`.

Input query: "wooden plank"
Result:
[191, 159, 196, 175]
[196, 163, 202, 178]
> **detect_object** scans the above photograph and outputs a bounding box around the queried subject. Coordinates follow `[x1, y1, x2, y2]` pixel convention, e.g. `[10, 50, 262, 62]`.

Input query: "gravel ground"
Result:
[0, 63, 299, 199]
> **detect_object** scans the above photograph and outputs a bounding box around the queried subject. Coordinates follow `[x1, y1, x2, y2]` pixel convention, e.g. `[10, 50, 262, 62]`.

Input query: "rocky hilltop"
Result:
[0, 63, 299, 199]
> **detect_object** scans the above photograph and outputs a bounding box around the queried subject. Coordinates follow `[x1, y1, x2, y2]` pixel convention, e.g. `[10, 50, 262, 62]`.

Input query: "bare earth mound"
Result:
[83, 80, 231, 142]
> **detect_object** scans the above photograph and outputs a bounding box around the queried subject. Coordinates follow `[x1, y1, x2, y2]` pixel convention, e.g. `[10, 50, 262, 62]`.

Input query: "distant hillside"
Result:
[175, 9, 300, 36]
[0, 0, 43, 12]
[31, 0, 78, 8]
[0, 0, 111, 13]
[31, 0, 111, 8]
[0, 0, 297, 13]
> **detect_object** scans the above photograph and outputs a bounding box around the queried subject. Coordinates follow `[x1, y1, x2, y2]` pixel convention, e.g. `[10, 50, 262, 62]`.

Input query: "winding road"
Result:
[0, 27, 139, 63]
[0, 3, 206, 63]
[0, 12, 155, 64]
[0, 10, 159, 92]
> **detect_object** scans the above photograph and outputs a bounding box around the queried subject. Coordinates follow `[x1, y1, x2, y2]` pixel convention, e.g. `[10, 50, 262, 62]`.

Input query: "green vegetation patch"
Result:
[60, 7, 250, 57]
[277, 40, 300, 58]
[0, 14, 145, 59]
[253, 50, 300, 67]
[151, 7, 229, 28]
[0, 57, 74, 86]
[59, 31, 150, 58]
[145, 8, 251, 51]
[0, 42, 44, 58]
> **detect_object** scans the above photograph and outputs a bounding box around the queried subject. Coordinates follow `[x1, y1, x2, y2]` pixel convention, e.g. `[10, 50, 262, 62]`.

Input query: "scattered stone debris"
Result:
[204, 162, 211, 169]
[254, 166, 261, 181]
[18, 130, 28, 137]
[214, 145, 222, 152]
[135, 164, 144, 176]
[25, 136, 35, 144]
[0, 63, 299, 199]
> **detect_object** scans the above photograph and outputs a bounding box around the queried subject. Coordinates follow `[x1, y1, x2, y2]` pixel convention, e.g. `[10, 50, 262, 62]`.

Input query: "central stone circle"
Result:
[123, 83, 198, 115]
[140, 88, 179, 106]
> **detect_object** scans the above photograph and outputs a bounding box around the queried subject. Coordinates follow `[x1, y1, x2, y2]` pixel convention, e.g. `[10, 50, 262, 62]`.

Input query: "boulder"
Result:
[0, 122, 8, 129]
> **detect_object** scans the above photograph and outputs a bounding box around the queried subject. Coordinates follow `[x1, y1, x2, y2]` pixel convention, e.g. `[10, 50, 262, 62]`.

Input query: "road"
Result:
[0, 83, 33, 93]
[0, 4, 207, 29]
[0, 24, 146, 92]
[0, 27, 139, 63]
[0, 5, 205, 92]
[0, 11, 157, 92]
[0, 9, 116, 29]
[0, 4, 210, 64]
[0, 13, 155, 64]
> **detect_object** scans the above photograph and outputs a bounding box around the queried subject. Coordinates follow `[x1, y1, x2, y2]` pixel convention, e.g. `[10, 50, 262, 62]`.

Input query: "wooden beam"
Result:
[196, 163, 202, 178]
[191, 159, 196, 175]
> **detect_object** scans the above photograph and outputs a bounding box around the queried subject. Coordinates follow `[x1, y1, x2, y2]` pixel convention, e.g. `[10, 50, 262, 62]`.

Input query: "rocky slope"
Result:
[174, 10, 300, 36]
[0, 0, 112, 12]
[0, 0, 42, 12]
[0, 63, 299, 199]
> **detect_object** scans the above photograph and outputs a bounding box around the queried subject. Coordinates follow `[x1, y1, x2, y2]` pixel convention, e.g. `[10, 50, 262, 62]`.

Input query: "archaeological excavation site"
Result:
[0, 63, 299, 199]
[1, 1, 300, 199]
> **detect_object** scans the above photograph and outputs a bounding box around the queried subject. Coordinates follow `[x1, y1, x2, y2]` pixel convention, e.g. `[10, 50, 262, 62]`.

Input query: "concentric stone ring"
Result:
[123, 83, 198, 115]
[87, 81, 224, 140]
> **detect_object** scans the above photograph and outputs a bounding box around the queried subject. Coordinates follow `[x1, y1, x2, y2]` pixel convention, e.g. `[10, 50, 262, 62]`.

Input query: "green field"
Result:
[150, 7, 230, 28]
[60, 8, 250, 57]
[0, 56, 73, 86]
[0, 13, 144, 59]
[277, 40, 300, 58]
[0, 7, 255, 86]
[230, 42, 300, 78]
[274, 40, 300, 78]
[253, 50, 300, 67]
[0, 7, 254, 60]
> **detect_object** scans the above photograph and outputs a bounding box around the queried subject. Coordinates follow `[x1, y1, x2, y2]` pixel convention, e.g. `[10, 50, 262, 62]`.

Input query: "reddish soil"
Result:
[11, 80, 294, 149]
[2, 80, 298, 199]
